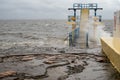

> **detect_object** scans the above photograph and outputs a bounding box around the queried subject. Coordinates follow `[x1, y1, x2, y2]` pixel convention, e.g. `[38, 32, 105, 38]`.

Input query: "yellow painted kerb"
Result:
[101, 37, 120, 73]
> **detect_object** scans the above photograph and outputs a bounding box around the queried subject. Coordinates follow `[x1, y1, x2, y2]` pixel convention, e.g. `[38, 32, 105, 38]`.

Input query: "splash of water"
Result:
[96, 25, 111, 45]
[87, 17, 111, 46]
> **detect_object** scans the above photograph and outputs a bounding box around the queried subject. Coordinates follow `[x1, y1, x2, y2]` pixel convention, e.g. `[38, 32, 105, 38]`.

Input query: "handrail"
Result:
[69, 27, 79, 46]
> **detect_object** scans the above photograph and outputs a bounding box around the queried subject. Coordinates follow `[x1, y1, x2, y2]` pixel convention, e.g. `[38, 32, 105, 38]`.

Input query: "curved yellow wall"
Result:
[101, 37, 120, 73]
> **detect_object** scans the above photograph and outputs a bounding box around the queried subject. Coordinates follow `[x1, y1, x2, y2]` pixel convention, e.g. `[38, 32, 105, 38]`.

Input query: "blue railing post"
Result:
[69, 32, 72, 46]
[86, 32, 89, 48]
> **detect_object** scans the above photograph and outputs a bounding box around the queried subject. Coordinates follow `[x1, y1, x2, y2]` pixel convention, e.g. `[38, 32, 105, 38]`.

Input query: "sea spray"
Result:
[87, 17, 111, 46]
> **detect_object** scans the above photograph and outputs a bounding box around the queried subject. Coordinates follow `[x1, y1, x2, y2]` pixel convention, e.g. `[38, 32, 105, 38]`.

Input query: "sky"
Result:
[0, 0, 120, 20]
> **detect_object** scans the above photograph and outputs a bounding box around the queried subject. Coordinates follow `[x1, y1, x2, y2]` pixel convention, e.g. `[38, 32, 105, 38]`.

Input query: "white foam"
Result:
[87, 17, 111, 45]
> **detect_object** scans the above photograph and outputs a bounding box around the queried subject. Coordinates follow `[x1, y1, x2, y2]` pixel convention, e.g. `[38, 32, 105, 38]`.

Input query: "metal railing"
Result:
[69, 27, 79, 46]
[69, 27, 89, 47]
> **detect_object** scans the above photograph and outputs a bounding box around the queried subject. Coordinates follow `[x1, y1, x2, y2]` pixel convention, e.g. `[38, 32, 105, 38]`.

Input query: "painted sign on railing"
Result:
[73, 3, 98, 9]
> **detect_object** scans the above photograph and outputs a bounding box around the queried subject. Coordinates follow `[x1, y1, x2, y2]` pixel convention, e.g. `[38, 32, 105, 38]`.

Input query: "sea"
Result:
[0, 19, 113, 54]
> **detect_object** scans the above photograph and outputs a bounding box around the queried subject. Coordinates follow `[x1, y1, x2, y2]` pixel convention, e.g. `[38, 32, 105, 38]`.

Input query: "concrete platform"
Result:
[101, 37, 120, 73]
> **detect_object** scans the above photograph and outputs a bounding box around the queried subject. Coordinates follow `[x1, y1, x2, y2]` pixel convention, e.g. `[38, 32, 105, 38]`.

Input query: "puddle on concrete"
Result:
[41, 66, 68, 80]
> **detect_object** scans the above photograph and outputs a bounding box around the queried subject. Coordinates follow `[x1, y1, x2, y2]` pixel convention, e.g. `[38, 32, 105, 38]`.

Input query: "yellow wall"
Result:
[101, 37, 120, 73]
[101, 10, 120, 73]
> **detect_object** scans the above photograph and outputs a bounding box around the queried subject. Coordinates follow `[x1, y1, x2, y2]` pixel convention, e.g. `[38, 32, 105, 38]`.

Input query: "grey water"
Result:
[0, 19, 113, 54]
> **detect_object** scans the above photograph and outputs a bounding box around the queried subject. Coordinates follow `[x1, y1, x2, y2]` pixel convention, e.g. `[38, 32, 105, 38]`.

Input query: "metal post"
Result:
[99, 15, 102, 22]
[74, 9, 76, 21]
[94, 9, 97, 16]
[86, 33, 89, 48]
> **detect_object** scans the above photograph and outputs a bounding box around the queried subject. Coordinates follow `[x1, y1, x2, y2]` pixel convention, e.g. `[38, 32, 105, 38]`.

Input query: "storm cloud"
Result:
[0, 0, 120, 19]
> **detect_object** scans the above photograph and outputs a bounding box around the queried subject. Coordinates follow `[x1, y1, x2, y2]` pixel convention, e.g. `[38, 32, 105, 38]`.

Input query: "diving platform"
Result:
[68, 3, 103, 48]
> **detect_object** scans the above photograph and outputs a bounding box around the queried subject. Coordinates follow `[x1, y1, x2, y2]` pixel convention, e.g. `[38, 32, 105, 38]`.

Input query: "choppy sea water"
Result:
[0, 20, 113, 54]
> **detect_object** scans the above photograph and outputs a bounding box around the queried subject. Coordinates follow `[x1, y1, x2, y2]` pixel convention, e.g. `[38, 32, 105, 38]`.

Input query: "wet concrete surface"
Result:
[0, 50, 120, 80]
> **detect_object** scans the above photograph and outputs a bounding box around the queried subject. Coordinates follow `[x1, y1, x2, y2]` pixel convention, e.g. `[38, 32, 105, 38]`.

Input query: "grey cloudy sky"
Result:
[0, 0, 120, 20]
